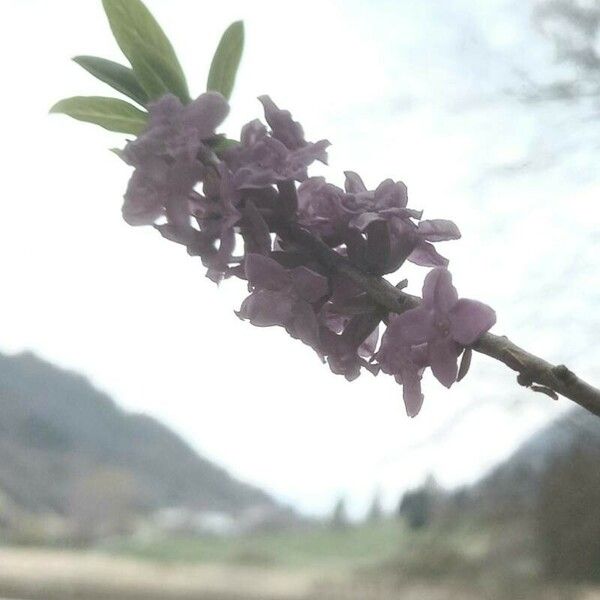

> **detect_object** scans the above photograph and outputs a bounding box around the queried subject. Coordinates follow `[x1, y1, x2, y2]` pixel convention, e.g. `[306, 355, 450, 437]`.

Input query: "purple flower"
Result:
[343, 172, 460, 270]
[376, 332, 428, 417]
[408, 219, 462, 267]
[237, 254, 329, 349]
[122, 92, 229, 226]
[344, 172, 416, 216]
[391, 268, 496, 387]
[113, 89, 496, 415]
[223, 97, 330, 189]
[312, 274, 381, 380]
[296, 171, 460, 272]
[321, 313, 381, 381]
[258, 95, 306, 150]
[297, 178, 353, 243]
[123, 151, 202, 227]
[192, 165, 242, 282]
[125, 92, 229, 165]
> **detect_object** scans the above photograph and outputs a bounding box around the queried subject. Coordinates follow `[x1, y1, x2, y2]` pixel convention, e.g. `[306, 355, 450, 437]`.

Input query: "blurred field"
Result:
[3, 521, 600, 600]
[0, 546, 320, 599]
[103, 521, 405, 568]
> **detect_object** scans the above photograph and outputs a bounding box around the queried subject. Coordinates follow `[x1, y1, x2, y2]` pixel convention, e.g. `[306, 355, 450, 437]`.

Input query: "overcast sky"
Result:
[1, 0, 599, 518]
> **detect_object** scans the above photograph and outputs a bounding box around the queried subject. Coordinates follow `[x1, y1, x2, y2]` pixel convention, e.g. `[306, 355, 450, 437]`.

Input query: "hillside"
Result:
[0, 351, 274, 519]
[471, 407, 600, 518]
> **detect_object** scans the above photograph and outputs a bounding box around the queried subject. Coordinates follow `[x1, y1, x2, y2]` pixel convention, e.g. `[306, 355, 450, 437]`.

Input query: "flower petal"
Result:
[428, 338, 459, 388]
[390, 307, 435, 345]
[289, 299, 320, 349]
[374, 179, 408, 210]
[402, 372, 424, 418]
[182, 91, 230, 139]
[449, 298, 496, 345]
[244, 254, 290, 290]
[122, 169, 165, 226]
[297, 177, 351, 241]
[359, 325, 379, 359]
[258, 95, 305, 150]
[290, 267, 329, 302]
[344, 171, 367, 193]
[240, 119, 268, 147]
[237, 290, 294, 327]
[408, 241, 450, 267]
[349, 212, 385, 232]
[417, 219, 461, 242]
[422, 268, 458, 313]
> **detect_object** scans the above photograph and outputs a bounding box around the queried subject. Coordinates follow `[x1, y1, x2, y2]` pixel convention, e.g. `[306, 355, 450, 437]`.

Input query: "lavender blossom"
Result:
[343, 172, 460, 270]
[114, 90, 496, 417]
[56, 4, 527, 420]
[409, 219, 462, 267]
[320, 313, 381, 381]
[297, 178, 352, 243]
[237, 254, 329, 349]
[258, 95, 306, 150]
[122, 92, 229, 226]
[316, 274, 381, 380]
[223, 97, 330, 189]
[296, 170, 460, 273]
[192, 165, 242, 282]
[377, 331, 428, 417]
[389, 268, 496, 387]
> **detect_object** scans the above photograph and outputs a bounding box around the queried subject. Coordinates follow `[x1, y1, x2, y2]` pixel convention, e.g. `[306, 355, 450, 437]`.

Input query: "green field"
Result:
[102, 521, 409, 569]
[101, 518, 500, 574]
[0, 520, 595, 600]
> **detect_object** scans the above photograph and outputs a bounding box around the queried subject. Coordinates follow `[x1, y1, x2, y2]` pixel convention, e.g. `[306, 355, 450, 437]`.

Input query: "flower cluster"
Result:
[120, 92, 496, 416]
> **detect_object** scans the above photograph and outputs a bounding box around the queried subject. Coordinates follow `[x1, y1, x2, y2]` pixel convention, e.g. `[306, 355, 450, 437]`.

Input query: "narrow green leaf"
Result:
[73, 56, 149, 106]
[207, 135, 240, 154]
[101, 0, 190, 103]
[125, 40, 189, 102]
[207, 21, 244, 101]
[50, 96, 148, 135]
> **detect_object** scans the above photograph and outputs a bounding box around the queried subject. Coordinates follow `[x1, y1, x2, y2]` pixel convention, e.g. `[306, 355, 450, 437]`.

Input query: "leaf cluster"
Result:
[50, 0, 244, 136]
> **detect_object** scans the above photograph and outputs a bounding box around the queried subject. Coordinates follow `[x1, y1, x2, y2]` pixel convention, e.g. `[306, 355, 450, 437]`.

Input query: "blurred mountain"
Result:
[470, 407, 600, 519]
[0, 351, 275, 519]
[465, 407, 600, 581]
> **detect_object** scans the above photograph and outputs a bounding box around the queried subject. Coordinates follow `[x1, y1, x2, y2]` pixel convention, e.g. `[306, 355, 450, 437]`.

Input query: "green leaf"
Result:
[73, 56, 149, 106]
[50, 96, 148, 135]
[208, 135, 240, 154]
[101, 0, 190, 103]
[207, 21, 244, 101]
[125, 40, 189, 102]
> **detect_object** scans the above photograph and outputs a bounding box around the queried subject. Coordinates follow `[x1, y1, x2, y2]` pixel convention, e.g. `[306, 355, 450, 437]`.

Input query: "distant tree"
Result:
[398, 489, 430, 529]
[330, 497, 349, 530]
[535, 444, 600, 581]
[398, 478, 439, 530]
[367, 490, 384, 523]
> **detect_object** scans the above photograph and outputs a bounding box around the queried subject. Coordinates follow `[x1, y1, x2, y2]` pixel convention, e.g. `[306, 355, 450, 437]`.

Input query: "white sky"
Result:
[1, 0, 599, 518]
